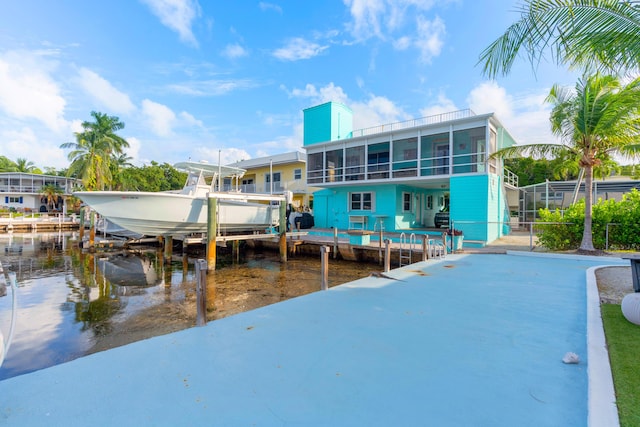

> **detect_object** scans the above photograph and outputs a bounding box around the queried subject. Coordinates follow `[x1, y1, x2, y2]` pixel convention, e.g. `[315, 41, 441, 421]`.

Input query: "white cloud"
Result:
[350, 95, 408, 129]
[222, 43, 248, 59]
[179, 111, 203, 127]
[393, 36, 411, 50]
[77, 68, 136, 114]
[344, 0, 386, 40]
[286, 82, 407, 130]
[419, 92, 458, 117]
[70, 119, 83, 134]
[466, 81, 556, 146]
[253, 123, 304, 156]
[343, 0, 447, 62]
[195, 147, 252, 165]
[125, 136, 142, 165]
[0, 50, 68, 132]
[142, 99, 176, 137]
[2, 126, 68, 169]
[286, 82, 349, 104]
[273, 38, 329, 61]
[141, 0, 201, 46]
[259, 2, 283, 13]
[168, 79, 257, 96]
[414, 15, 445, 63]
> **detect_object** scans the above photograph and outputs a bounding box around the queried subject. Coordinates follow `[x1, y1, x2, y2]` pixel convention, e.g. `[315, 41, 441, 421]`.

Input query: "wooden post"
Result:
[79, 206, 85, 243]
[195, 259, 207, 326]
[164, 236, 173, 262]
[320, 246, 330, 290]
[206, 197, 218, 271]
[233, 240, 239, 263]
[422, 238, 428, 261]
[88, 210, 96, 248]
[279, 201, 287, 263]
[182, 253, 189, 281]
[384, 239, 391, 272]
[333, 227, 338, 259]
[378, 228, 384, 265]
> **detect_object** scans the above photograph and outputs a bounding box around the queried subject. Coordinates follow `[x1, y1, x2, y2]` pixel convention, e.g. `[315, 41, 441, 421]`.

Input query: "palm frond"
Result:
[479, 0, 640, 77]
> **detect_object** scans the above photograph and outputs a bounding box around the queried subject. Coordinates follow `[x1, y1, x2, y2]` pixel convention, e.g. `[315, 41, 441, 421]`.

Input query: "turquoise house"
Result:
[303, 102, 519, 245]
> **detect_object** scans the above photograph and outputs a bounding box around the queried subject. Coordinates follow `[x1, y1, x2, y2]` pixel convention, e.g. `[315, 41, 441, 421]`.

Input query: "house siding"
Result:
[450, 173, 506, 242]
[303, 102, 353, 146]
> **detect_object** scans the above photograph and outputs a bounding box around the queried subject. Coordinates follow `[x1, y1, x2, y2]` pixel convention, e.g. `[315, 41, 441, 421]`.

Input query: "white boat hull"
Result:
[75, 191, 280, 237]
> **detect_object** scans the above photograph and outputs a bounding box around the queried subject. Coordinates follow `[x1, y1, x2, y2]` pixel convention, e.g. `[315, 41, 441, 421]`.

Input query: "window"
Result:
[265, 172, 281, 192]
[265, 172, 281, 183]
[367, 142, 390, 179]
[350, 192, 374, 211]
[294, 169, 302, 180]
[420, 132, 449, 176]
[452, 126, 486, 173]
[325, 149, 343, 182]
[402, 192, 412, 212]
[426, 195, 433, 210]
[392, 137, 418, 178]
[7, 196, 22, 203]
[307, 153, 324, 184]
[345, 146, 365, 181]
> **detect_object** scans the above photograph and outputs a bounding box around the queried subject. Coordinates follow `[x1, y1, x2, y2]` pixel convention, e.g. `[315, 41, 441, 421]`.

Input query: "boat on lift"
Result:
[74, 161, 281, 238]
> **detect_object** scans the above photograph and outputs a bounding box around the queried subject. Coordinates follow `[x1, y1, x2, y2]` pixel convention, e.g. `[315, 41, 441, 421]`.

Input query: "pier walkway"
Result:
[0, 252, 624, 426]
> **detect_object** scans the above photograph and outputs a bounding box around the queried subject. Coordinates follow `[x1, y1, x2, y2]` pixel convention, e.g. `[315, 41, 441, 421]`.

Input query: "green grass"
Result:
[601, 304, 640, 427]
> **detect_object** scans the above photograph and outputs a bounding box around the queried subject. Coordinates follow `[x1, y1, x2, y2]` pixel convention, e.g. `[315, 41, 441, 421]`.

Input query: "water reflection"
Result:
[0, 232, 374, 380]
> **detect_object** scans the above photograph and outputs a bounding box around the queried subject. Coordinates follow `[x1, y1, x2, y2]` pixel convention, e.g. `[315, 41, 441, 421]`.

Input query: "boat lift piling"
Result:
[203, 194, 286, 271]
[78, 207, 85, 242]
[195, 259, 207, 326]
[206, 197, 218, 271]
[88, 210, 96, 249]
[383, 239, 391, 272]
[320, 246, 330, 290]
[164, 236, 173, 262]
[279, 202, 287, 263]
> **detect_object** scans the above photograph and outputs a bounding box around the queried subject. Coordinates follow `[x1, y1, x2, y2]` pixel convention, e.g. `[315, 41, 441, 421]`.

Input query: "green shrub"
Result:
[536, 189, 640, 250]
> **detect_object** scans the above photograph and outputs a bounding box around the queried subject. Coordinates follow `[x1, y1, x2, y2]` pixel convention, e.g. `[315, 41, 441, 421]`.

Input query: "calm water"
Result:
[0, 232, 375, 381]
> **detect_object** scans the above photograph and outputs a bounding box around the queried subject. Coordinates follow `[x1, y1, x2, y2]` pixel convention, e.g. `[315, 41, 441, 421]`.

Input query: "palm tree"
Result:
[492, 73, 640, 252]
[40, 183, 63, 212]
[61, 112, 129, 190]
[0, 156, 17, 172]
[15, 158, 37, 173]
[479, 0, 640, 77]
[110, 153, 135, 190]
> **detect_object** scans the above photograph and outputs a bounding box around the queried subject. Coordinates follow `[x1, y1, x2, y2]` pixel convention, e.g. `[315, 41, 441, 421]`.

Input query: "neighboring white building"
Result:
[0, 172, 79, 213]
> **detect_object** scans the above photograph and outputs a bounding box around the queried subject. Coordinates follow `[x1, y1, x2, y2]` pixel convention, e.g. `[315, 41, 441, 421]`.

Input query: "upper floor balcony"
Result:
[0, 173, 79, 195]
[306, 119, 503, 185]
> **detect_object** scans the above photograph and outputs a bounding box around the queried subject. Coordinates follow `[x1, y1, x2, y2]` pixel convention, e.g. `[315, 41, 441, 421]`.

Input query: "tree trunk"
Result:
[579, 166, 596, 252]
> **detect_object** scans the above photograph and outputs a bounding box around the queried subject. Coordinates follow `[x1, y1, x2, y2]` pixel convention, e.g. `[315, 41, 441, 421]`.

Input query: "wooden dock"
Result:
[0, 218, 79, 233]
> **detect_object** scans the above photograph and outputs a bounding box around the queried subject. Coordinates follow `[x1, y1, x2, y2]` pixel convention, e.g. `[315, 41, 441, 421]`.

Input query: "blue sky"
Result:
[0, 0, 578, 170]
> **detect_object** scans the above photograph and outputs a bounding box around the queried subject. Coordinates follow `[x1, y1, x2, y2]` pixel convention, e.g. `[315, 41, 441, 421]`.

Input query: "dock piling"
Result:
[195, 259, 207, 326]
[88, 210, 95, 249]
[206, 197, 218, 271]
[383, 239, 391, 272]
[333, 228, 338, 259]
[79, 207, 85, 242]
[279, 202, 287, 263]
[320, 246, 330, 290]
